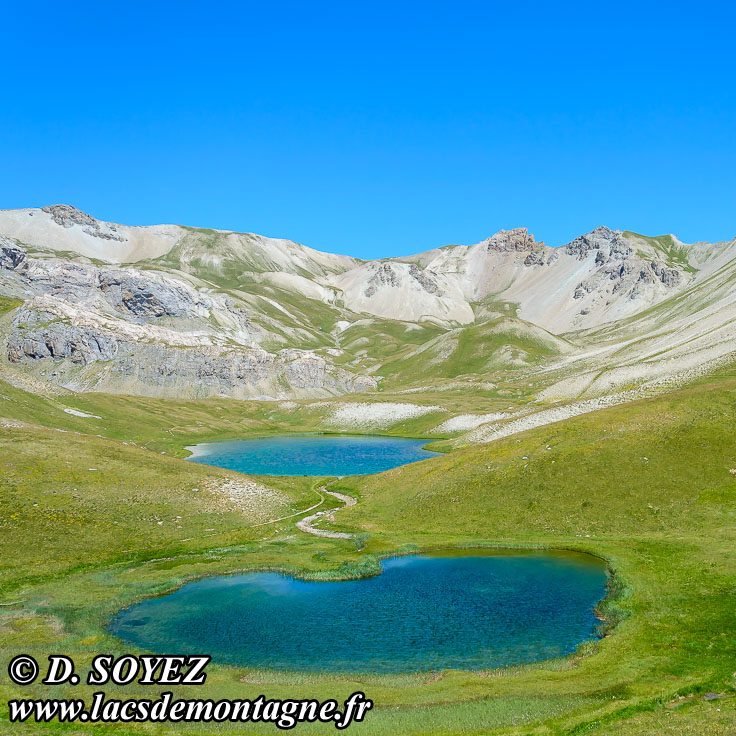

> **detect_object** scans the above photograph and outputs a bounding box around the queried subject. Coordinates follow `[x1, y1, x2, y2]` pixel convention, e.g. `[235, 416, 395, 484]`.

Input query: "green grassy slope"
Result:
[329, 373, 736, 733]
[0, 374, 455, 454]
[623, 231, 698, 273]
[146, 227, 355, 284]
[374, 315, 569, 389]
[0, 426, 321, 592]
[0, 372, 734, 734]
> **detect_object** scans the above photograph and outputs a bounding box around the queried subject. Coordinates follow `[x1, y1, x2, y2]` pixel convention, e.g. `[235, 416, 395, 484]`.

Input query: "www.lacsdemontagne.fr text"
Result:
[6, 654, 372, 729]
[9, 691, 373, 729]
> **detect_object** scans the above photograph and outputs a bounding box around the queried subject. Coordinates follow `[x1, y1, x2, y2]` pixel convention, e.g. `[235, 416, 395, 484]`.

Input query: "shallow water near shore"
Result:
[185, 434, 438, 476]
[110, 551, 608, 674]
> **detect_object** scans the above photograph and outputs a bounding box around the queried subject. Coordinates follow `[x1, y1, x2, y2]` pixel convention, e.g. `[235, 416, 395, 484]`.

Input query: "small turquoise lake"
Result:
[185, 434, 438, 476]
[110, 552, 607, 674]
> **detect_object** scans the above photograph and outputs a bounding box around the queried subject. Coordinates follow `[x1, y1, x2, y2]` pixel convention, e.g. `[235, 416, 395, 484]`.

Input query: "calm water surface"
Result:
[110, 552, 607, 673]
[185, 434, 438, 476]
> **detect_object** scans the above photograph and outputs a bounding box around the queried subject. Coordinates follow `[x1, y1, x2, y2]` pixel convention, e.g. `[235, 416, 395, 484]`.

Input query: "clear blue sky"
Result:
[2, 1, 734, 258]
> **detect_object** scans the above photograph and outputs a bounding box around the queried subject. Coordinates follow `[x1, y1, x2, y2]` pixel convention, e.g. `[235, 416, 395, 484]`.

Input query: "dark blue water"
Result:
[110, 553, 607, 673]
[185, 434, 438, 476]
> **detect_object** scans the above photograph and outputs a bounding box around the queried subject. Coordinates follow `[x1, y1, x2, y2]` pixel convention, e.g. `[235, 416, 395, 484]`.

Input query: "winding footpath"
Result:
[295, 487, 357, 539]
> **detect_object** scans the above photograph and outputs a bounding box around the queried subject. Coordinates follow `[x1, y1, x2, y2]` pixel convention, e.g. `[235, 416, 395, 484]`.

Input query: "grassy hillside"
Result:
[623, 231, 698, 273]
[374, 315, 568, 389]
[147, 227, 355, 283]
[330, 372, 736, 732]
[0, 374, 453, 454]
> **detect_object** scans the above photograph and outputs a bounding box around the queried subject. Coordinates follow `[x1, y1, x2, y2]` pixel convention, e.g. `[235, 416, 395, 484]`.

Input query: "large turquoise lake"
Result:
[185, 434, 438, 475]
[110, 552, 607, 673]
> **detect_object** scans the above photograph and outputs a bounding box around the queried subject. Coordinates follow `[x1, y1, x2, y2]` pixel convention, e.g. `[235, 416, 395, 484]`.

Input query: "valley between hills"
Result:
[0, 205, 734, 735]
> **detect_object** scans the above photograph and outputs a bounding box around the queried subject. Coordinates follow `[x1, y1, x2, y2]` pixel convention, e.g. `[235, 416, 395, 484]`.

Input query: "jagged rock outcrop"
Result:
[7, 306, 376, 398]
[41, 205, 124, 241]
[573, 254, 683, 303]
[408, 264, 443, 295]
[0, 237, 26, 270]
[625, 260, 681, 299]
[564, 226, 628, 260]
[486, 228, 542, 252]
[98, 270, 212, 319]
[650, 261, 681, 287]
[523, 249, 559, 267]
[364, 263, 400, 297]
[563, 227, 686, 308]
[523, 250, 545, 266]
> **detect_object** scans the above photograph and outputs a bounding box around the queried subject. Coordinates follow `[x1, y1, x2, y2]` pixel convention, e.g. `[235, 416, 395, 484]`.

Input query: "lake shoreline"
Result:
[110, 549, 610, 675]
[184, 433, 441, 476]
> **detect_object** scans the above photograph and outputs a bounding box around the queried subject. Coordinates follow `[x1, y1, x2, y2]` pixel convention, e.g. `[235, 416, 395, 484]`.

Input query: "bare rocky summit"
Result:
[486, 227, 542, 252]
[564, 226, 625, 260]
[42, 204, 125, 241]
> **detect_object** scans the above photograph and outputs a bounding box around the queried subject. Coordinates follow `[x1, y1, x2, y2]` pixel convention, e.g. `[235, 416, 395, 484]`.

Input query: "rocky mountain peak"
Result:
[486, 228, 543, 253]
[564, 226, 628, 261]
[41, 204, 125, 242]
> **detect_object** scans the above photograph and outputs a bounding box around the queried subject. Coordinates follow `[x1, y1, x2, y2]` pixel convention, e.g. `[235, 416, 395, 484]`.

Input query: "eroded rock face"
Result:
[22, 260, 98, 294]
[626, 260, 682, 298]
[523, 250, 545, 266]
[650, 260, 681, 287]
[7, 307, 377, 397]
[566, 228, 686, 308]
[486, 228, 542, 252]
[364, 263, 400, 297]
[564, 226, 629, 261]
[408, 264, 443, 295]
[98, 270, 211, 318]
[3, 249, 237, 324]
[0, 238, 26, 270]
[574, 254, 684, 304]
[8, 320, 119, 365]
[41, 204, 125, 241]
[3, 242, 375, 398]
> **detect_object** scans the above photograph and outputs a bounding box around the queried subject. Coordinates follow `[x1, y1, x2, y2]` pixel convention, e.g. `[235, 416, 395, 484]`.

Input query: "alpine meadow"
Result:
[0, 205, 734, 734]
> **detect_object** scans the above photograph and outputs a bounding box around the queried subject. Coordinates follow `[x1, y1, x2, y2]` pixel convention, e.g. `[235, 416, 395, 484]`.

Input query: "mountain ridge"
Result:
[0, 205, 734, 418]
[3, 205, 733, 332]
